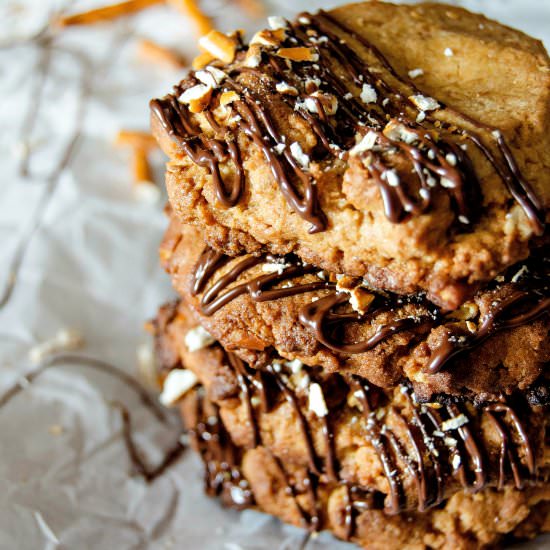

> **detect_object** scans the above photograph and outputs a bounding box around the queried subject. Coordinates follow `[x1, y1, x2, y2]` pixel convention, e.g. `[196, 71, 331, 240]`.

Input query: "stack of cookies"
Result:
[149, 2, 550, 547]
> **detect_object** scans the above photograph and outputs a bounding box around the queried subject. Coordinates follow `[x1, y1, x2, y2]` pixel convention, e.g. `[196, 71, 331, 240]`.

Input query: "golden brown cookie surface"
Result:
[151, 2, 550, 309]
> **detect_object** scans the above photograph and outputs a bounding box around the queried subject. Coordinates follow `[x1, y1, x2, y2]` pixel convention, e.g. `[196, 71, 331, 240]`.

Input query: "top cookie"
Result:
[151, 1, 550, 309]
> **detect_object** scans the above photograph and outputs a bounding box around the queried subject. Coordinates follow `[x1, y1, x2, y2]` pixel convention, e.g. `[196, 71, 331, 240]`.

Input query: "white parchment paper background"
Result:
[0, 1, 548, 548]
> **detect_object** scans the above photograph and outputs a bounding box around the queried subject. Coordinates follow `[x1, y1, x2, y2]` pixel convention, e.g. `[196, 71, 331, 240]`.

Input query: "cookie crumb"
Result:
[159, 369, 198, 406]
[308, 382, 328, 417]
[441, 414, 469, 431]
[29, 329, 85, 365]
[48, 424, 64, 436]
[185, 326, 215, 352]
[360, 83, 378, 104]
[408, 68, 424, 79]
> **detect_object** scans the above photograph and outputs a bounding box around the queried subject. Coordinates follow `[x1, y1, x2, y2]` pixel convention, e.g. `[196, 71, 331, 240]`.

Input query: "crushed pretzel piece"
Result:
[250, 28, 285, 48]
[178, 83, 213, 113]
[348, 288, 375, 315]
[219, 90, 240, 106]
[192, 51, 215, 70]
[138, 39, 187, 68]
[276, 47, 318, 62]
[168, 0, 213, 36]
[244, 45, 262, 67]
[198, 30, 238, 64]
[195, 66, 226, 88]
[336, 276, 375, 314]
[335, 275, 360, 292]
[446, 301, 479, 321]
[275, 82, 299, 96]
[56, 0, 163, 27]
[310, 91, 338, 115]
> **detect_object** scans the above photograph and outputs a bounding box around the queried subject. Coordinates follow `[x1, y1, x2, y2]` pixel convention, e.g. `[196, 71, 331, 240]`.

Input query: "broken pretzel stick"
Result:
[131, 148, 161, 203]
[192, 50, 215, 70]
[56, 0, 164, 27]
[116, 130, 158, 151]
[115, 130, 160, 202]
[167, 0, 213, 36]
[132, 147, 154, 184]
[138, 39, 188, 69]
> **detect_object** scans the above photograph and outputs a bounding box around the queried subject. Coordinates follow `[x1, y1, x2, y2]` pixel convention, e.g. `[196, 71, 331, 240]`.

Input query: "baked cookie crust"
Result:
[160, 219, 549, 400]
[153, 300, 550, 549]
[151, 2, 550, 309]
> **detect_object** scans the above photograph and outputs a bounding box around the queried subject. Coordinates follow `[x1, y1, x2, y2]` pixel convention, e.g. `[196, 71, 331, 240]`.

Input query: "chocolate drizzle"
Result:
[484, 403, 536, 490]
[150, 96, 245, 208]
[189, 243, 549, 375]
[151, 10, 545, 234]
[188, 388, 254, 508]
[426, 283, 550, 374]
[298, 292, 431, 354]
[0, 353, 186, 483]
[178, 349, 542, 534]
[192, 247, 331, 315]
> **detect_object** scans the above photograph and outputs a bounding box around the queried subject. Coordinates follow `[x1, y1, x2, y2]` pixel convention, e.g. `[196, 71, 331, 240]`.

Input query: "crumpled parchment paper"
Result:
[0, 1, 548, 548]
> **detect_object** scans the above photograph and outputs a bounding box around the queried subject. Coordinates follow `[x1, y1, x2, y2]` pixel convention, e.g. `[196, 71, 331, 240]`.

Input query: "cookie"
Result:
[159, 218, 549, 400]
[151, 2, 550, 309]
[152, 300, 550, 548]
[179, 387, 550, 550]
[153, 300, 549, 515]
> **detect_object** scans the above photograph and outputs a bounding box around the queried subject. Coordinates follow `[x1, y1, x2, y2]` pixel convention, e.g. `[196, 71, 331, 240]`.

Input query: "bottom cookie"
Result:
[178, 386, 550, 550]
[151, 300, 550, 548]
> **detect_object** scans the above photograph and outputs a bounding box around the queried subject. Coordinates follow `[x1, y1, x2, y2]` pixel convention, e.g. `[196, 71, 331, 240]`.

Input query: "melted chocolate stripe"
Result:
[427, 291, 550, 374]
[189, 390, 254, 508]
[405, 392, 445, 508]
[232, 94, 327, 233]
[227, 352, 261, 448]
[299, 292, 432, 354]
[351, 378, 403, 514]
[266, 362, 322, 476]
[197, 253, 332, 316]
[393, 408, 430, 511]
[271, 451, 315, 529]
[296, 13, 479, 225]
[484, 402, 536, 490]
[447, 403, 486, 490]
[192, 247, 229, 295]
[151, 97, 244, 207]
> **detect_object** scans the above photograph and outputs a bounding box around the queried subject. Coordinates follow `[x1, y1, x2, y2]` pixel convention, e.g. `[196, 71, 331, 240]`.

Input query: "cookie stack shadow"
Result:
[149, 2, 549, 548]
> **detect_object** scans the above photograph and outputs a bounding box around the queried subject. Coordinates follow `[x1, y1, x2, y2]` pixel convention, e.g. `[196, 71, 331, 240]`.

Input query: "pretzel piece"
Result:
[56, 0, 164, 27]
